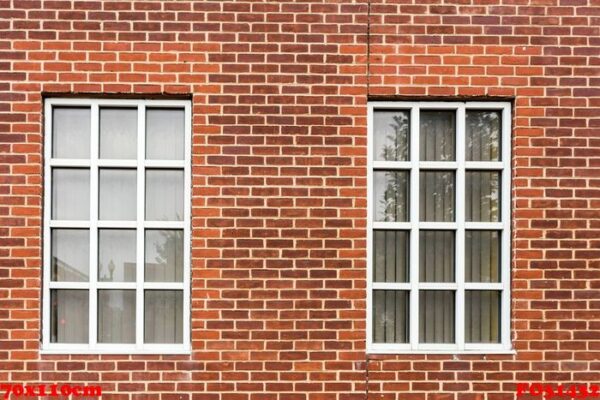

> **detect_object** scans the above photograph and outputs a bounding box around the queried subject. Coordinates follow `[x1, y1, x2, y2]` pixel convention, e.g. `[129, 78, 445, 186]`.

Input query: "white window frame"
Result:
[366, 101, 512, 354]
[42, 98, 191, 354]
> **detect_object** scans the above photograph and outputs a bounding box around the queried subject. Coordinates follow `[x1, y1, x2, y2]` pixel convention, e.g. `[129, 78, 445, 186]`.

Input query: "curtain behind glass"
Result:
[419, 290, 454, 343]
[420, 111, 455, 161]
[466, 290, 500, 343]
[373, 290, 409, 343]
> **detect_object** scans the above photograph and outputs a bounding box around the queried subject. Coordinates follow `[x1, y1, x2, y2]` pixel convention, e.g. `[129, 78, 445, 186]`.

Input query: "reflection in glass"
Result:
[51, 229, 89, 282]
[466, 111, 501, 161]
[144, 290, 183, 344]
[145, 230, 183, 282]
[52, 168, 90, 220]
[373, 230, 408, 282]
[100, 108, 137, 159]
[419, 290, 454, 343]
[98, 290, 136, 343]
[374, 171, 409, 222]
[419, 231, 454, 282]
[146, 108, 185, 160]
[99, 169, 137, 221]
[52, 107, 90, 159]
[466, 290, 500, 343]
[145, 170, 184, 221]
[374, 110, 410, 161]
[466, 171, 500, 222]
[419, 171, 455, 222]
[98, 229, 136, 282]
[466, 231, 500, 283]
[373, 290, 409, 343]
[420, 110, 455, 161]
[50, 289, 88, 343]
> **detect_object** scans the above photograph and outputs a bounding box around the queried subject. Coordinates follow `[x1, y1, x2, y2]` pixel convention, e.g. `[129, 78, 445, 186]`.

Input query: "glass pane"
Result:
[145, 230, 183, 282]
[52, 107, 90, 159]
[466, 231, 500, 283]
[419, 231, 454, 282]
[146, 108, 185, 160]
[419, 171, 455, 222]
[99, 108, 137, 159]
[98, 290, 136, 343]
[374, 110, 410, 161]
[52, 168, 90, 220]
[98, 229, 136, 282]
[145, 170, 184, 221]
[373, 290, 408, 344]
[466, 171, 500, 222]
[374, 171, 409, 222]
[50, 289, 88, 343]
[419, 110, 455, 161]
[144, 290, 183, 344]
[51, 229, 89, 282]
[373, 230, 408, 283]
[99, 169, 137, 221]
[466, 110, 501, 161]
[466, 290, 500, 343]
[419, 290, 454, 343]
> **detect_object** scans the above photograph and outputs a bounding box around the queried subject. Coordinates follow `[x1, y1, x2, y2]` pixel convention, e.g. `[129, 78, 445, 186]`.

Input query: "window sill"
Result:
[40, 344, 191, 355]
[367, 345, 515, 355]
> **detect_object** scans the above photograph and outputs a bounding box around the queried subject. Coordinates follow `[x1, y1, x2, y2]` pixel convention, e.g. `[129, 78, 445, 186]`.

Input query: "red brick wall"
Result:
[0, 1, 598, 399]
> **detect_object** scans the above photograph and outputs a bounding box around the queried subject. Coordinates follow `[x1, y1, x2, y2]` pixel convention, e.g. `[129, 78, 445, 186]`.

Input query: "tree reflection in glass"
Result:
[466, 111, 501, 161]
[374, 171, 409, 222]
[466, 171, 500, 222]
[420, 111, 455, 161]
[374, 111, 409, 161]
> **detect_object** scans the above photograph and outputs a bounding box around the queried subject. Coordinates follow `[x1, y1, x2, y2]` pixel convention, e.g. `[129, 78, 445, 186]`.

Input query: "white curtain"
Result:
[51, 229, 89, 281]
[99, 169, 137, 221]
[98, 290, 136, 344]
[99, 108, 137, 159]
[98, 229, 136, 282]
[145, 230, 183, 282]
[146, 109, 184, 160]
[52, 168, 89, 220]
[51, 290, 88, 343]
[145, 170, 184, 221]
[52, 107, 90, 158]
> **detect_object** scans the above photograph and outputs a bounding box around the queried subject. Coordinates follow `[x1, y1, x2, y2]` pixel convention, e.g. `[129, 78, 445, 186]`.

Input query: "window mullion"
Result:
[89, 102, 99, 349]
[182, 101, 192, 349]
[136, 103, 146, 350]
[501, 103, 512, 349]
[366, 105, 373, 350]
[42, 101, 53, 348]
[409, 105, 420, 349]
[455, 104, 466, 350]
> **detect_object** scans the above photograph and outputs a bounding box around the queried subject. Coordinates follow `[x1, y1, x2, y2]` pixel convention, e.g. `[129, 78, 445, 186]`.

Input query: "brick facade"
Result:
[1, 0, 599, 399]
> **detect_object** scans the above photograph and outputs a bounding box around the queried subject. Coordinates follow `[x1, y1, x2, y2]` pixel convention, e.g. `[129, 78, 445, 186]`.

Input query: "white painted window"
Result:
[367, 102, 512, 353]
[42, 98, 191, 354]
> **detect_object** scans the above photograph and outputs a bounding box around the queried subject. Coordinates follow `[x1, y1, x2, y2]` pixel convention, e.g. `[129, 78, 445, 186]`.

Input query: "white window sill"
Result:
[40, 344, 191, 355]
[367, 350, 516, 355]
[367, 345, 515, 355]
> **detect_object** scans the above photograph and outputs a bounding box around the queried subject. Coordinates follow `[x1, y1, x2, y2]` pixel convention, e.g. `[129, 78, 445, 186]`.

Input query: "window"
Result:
[42, 98, 191, 353]
[367, 102, 511, 353]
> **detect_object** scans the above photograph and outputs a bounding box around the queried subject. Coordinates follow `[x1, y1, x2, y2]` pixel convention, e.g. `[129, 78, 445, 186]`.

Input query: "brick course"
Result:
[0, 0, 599, 399]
